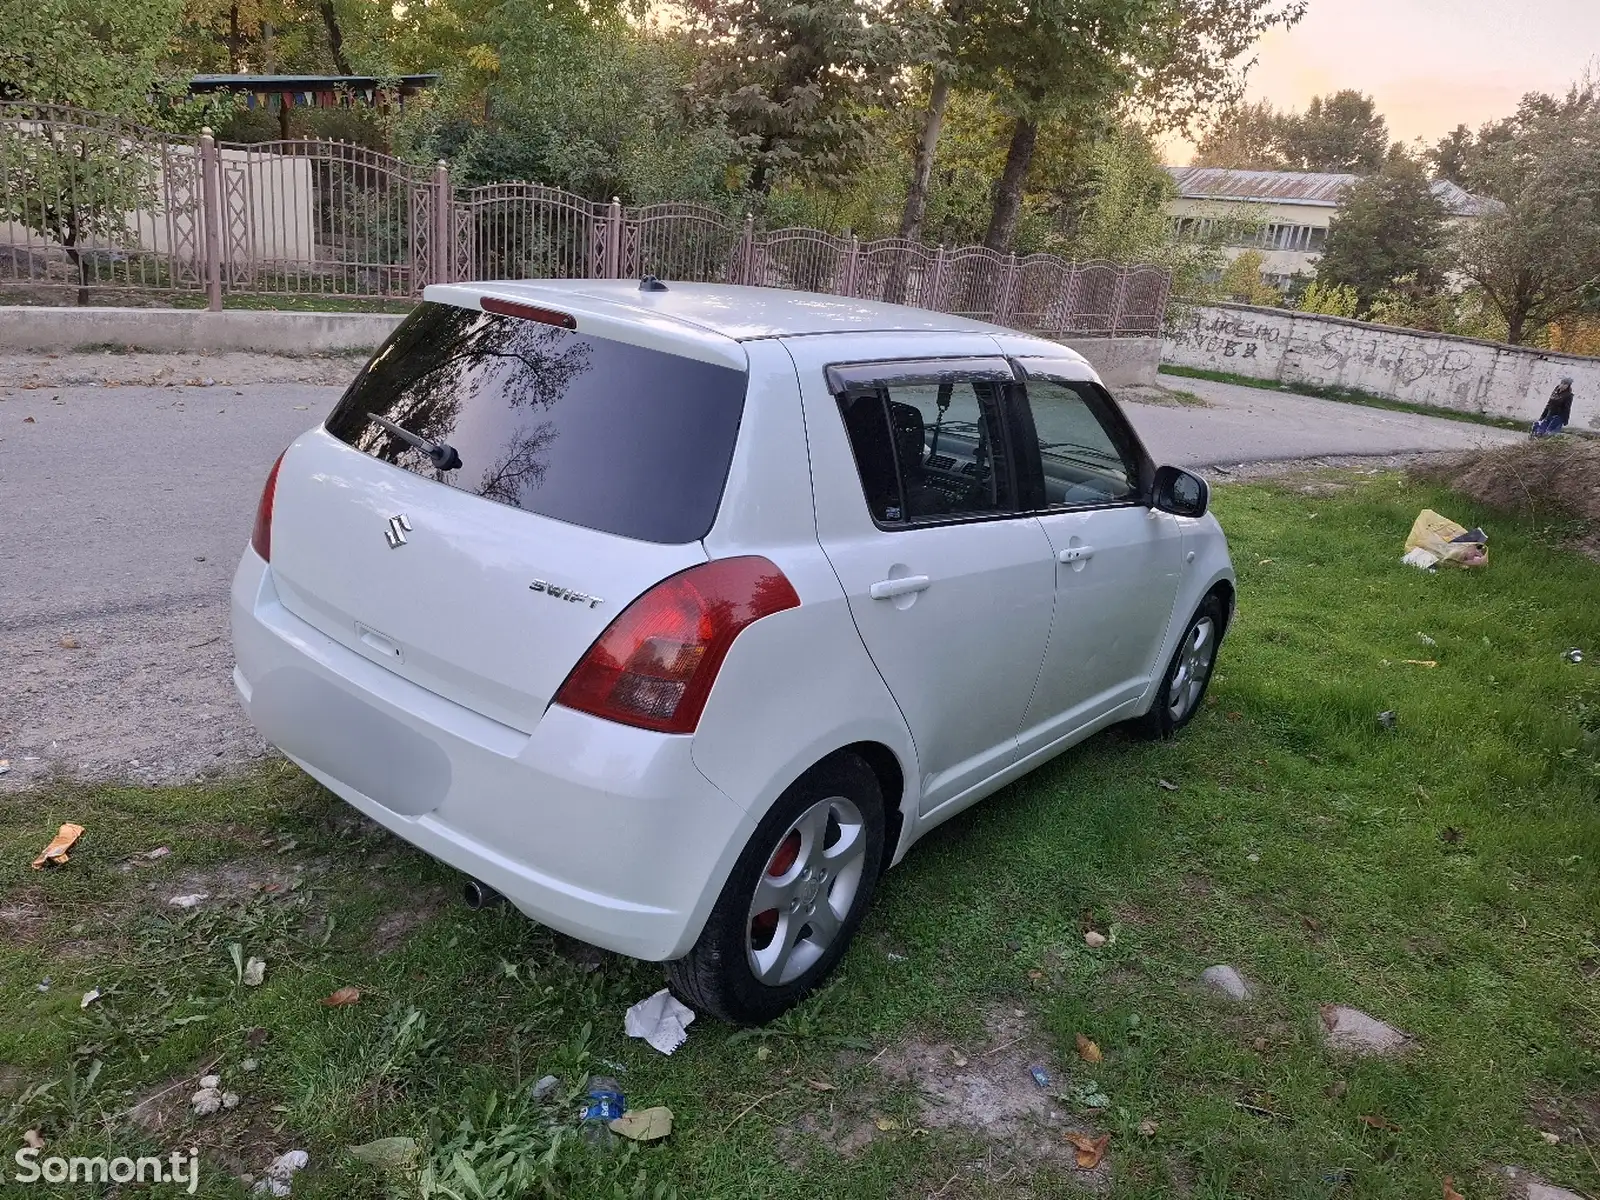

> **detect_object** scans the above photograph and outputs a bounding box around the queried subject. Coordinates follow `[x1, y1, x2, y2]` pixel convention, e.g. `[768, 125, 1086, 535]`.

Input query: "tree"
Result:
[677, 0, 912, 195]
[1430, 124, 1474, 187]
[1192, 100, 1285, 169]
[1453, 84, 1600, 344]
[977, 0, 1305, 251]
[0, 0, 190, 302]
[1277, 90, 1388, 173]
[1315, 152, 1445, 307]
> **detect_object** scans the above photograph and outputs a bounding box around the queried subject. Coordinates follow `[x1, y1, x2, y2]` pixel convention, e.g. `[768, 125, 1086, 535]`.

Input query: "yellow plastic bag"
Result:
[1403, 510, 1487, 570]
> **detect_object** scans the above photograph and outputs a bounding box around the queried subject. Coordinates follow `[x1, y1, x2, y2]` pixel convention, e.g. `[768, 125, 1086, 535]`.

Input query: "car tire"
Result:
[667, 752, 886, 1025]
[1136, 593, 1227, 739]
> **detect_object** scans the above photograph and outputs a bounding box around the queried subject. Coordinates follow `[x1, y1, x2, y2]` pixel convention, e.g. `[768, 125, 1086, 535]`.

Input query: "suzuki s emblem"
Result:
[384, 514, 412, 548]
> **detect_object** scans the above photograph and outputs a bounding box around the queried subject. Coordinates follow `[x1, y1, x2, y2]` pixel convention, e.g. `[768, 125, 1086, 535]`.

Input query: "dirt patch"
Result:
[126, 1067, 292, 1184]
[161, 860, 303, 908]
[1528, 1090, 1600, 1144]
[1411, 438, 1600, 560]
[785, 1009, 1111, 1190]
[0, 892, 50, 944]
[369, 888, 452, 955]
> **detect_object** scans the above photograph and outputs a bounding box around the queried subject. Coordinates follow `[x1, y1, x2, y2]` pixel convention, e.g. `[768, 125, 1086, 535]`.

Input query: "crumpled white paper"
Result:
[624, 989, 695, 1055]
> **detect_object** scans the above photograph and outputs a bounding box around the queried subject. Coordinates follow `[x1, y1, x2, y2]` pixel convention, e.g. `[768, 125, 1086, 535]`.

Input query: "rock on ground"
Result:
[1200, 964, 1254, 1002]
[1319, 1004, 1412, 1056]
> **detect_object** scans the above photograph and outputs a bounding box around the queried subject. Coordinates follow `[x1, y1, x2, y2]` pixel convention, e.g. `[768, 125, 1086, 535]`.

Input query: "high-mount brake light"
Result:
[479, 296, 578, 329]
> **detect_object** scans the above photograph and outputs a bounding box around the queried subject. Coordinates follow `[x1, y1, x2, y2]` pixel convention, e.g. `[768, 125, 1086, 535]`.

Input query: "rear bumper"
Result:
[230, 550, 753, 961]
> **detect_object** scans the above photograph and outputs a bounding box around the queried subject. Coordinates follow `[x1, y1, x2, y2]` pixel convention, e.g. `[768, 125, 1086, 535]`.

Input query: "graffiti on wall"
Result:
[1166, 310, 1282, 361]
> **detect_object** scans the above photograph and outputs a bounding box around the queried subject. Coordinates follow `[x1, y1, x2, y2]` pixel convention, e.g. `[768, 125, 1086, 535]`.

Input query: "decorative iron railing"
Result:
[0, 103, 1172, 335]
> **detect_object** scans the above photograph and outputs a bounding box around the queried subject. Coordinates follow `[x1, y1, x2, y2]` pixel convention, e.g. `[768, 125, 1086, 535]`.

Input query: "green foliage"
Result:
[1296, 279, 1359, 318]
[1194, 89, 1389, 173]
[1316, 152, 1446, 307]
[677, 0, 913, 194]
[0, 0, 186, 113]
[1452, 83, 1600, 344]
[1217, 249, 1283, 305]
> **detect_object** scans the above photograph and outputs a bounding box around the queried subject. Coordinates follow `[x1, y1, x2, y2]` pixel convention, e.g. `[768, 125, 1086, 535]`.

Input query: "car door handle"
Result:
[1057, 546, 1095, 564]
[870, 575, 932, 600]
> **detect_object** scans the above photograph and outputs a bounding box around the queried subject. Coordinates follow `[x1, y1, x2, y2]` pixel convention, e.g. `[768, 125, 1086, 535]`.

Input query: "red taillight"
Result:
[554, 557, 800, 735]
[250, 451, 286, 562]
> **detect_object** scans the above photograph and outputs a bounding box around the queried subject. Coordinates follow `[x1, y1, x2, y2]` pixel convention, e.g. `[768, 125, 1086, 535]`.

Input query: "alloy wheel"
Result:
[746, 795, 867, 986]
[1167, 615, 1217, 723]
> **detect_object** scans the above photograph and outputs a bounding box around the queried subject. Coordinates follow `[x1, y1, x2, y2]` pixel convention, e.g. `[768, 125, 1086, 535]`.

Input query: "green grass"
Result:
[3, 474, 1599, 1198]
[1159, 365, 1532, 433]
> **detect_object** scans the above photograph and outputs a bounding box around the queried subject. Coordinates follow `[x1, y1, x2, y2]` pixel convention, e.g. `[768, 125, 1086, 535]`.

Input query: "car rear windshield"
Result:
[324, 301, 748, 544]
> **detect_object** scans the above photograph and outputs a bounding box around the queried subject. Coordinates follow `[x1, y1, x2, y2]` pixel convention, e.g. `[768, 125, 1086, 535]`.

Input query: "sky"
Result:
[1169, 0, 1599, 161]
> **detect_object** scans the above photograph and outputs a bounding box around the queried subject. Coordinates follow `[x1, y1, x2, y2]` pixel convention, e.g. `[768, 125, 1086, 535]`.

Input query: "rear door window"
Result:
[829, 359, 1018, 525]
[325, 302, 748, 544]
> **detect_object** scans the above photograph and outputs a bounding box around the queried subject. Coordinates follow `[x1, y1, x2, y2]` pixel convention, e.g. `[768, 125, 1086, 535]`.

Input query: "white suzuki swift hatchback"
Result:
[233, 279, 1235, 1023]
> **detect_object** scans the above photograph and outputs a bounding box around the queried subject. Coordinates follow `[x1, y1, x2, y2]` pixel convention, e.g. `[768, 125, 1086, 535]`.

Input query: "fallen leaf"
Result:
[807, 1079, 835, 1092]
[1064, 1131, 1110, 1169]
[1540, 1131, 1561, 1145]
[1252, 1037, 1268, 1052]
[1443, 1176, 1464, 1200]
[1257, 558, 1273, 565]
[1083, 930, 1107, 948]
[1400, 659, 1438, 668]
[22, 1130, 44, 1150]
[610, 1106, 673, 1142]
[347, 1136, 419, 1170]
[23, 416, 35, 423]
[873, 1115, 899, 1132]
[243, 957, 266, 987]
[1359, 1114, 1401, 1131]
[756, 1045, 770, 1061]
[80, 988, 101, 1008]
[1157, 778, 1180, 792]
[1136, 1119, 1157, 1137]
[322, 986, 361, 1006]
[59, 636, 79, 649]
[1075, 1033, 1103, 1064]
[951, 1053, 967, 1067]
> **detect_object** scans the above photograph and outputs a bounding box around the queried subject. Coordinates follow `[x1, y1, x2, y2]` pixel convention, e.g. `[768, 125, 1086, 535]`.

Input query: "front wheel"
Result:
[1136, 594, 1226, 739]
[667, 754, 885, 1024]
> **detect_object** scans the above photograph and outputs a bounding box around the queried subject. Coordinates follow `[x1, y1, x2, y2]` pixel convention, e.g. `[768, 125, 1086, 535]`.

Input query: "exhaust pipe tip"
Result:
[463, 879, 503, 911]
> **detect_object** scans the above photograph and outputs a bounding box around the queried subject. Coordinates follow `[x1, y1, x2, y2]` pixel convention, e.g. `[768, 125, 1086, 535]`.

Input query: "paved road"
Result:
[0, 355, 1520, 789]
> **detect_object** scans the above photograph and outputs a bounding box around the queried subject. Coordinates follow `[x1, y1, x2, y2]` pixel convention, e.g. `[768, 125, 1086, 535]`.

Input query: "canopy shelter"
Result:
[188, 74, 438, 139]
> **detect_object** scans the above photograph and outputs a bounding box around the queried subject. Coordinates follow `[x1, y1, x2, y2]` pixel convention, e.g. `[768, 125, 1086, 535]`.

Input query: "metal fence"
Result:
[0, 103, 1172, 336]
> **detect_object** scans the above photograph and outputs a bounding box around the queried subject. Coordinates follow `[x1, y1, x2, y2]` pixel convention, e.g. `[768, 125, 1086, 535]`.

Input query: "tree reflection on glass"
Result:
[342, 304, 592, 508]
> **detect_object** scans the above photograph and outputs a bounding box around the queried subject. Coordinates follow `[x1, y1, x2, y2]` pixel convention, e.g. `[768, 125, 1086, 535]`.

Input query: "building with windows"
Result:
[1164, 167, 1495, 285]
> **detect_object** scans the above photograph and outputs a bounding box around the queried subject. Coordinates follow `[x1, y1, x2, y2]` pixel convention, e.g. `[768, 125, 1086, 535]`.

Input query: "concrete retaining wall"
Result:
[1057, 336, 1161, 388]
[0, 307, 1165, 390]
[1163, 302, 1600, 430]
[0, 306, 404, 355]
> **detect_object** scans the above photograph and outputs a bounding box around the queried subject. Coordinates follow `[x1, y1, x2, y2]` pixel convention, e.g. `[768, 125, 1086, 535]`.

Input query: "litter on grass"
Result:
[1566, 649, 1585, 664]
[31, 823, 85, 869]
[253, 1151, 309, 1196]
[624, 989, 695, 1055]
[1401, 509, 1487, 571]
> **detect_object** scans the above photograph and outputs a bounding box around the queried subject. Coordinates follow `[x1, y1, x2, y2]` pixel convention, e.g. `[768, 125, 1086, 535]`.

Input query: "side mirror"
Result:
[1151, 465, 1209, 518]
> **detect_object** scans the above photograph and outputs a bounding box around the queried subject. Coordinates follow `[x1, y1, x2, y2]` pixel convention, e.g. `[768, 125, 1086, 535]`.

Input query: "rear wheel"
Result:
[1137, 594, 1225, 739]
[667, 754, 885, 1024]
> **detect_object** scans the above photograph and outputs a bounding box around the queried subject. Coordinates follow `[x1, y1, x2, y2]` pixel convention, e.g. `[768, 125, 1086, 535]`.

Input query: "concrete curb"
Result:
[0, 305, 1164, 387]
[0, 306, 404, 355]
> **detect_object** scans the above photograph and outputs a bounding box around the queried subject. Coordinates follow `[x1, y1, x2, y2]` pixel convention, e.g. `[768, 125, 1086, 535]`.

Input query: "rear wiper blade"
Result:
[366, 412, 462, 471]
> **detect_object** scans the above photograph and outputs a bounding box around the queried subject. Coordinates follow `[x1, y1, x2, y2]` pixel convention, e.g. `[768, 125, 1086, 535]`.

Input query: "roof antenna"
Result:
[639, 275, 669, 292]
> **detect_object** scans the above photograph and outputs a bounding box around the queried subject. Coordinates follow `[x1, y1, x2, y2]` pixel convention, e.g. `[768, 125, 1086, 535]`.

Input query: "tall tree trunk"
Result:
[984, 116, 1037, 252]
[319, 0, 354, 76]
[899, 74, 951, 242]
[227, 4, 242, 72]
[261, 21, 276, 72]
